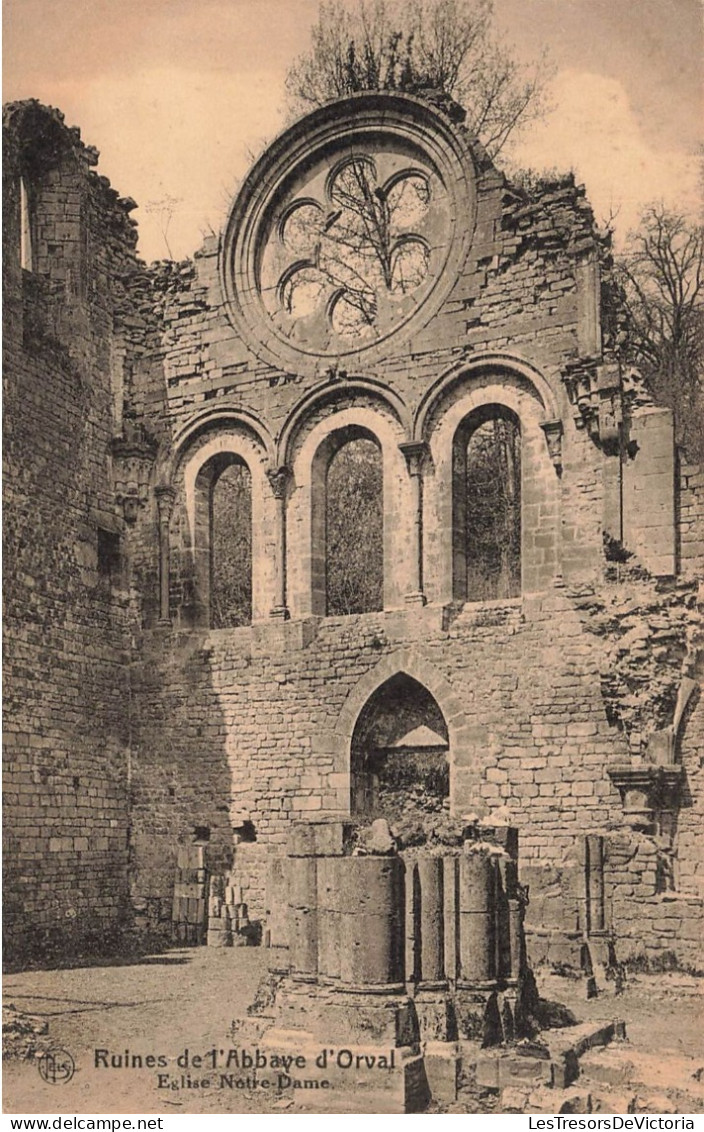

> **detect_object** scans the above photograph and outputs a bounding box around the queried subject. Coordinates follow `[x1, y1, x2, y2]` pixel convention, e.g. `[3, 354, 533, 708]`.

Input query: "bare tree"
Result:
[144, 194, 182, 260]
[285, 0, 552, 159]
[615, 206, 704, 460]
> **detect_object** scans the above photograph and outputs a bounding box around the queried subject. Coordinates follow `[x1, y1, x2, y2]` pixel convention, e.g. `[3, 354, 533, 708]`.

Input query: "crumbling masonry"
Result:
[3, 94, 703, 973]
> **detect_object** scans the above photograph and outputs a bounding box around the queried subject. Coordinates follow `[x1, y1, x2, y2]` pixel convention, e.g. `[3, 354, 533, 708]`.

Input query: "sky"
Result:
[4, 0, 702, 263]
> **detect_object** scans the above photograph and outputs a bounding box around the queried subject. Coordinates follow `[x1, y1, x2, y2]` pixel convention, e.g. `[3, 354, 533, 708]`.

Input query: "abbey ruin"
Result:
[3, 92, 703, 997]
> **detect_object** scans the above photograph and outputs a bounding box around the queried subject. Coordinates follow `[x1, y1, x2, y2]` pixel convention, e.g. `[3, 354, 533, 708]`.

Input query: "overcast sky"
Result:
[4, 0, 702, 262]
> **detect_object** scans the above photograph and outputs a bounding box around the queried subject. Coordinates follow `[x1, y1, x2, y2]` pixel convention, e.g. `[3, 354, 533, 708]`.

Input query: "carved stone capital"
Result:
[111, 424, 158, 523]
[154, 484, 176, 524]
[267, 465, 292, 500]
[119, 493, 140, 525]
[399, 441, 429, 477]
[561, 357, 625, 453]
[596, 365, 623, 454]
[607, 764, 683, 832]
[540, 419, 563, 473]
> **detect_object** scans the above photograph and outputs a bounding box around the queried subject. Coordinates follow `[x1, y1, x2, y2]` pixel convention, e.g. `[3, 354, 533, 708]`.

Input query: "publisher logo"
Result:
[38, 1047, 75, 1085]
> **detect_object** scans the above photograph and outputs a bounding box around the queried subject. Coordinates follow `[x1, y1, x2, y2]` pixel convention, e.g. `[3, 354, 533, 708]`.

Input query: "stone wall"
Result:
[679, 455, 704, 580]
[676, 688, 704, 899]
[606, 829, 703, 970]
[128, 591, 636, 929]
[4, 93, 702, 969]
[2, 103, 143, 960]
[122, 95, 702, 970]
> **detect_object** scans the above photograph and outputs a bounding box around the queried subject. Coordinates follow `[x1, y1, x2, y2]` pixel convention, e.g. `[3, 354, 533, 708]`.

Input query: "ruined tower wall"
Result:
[2, 104, 143, 960]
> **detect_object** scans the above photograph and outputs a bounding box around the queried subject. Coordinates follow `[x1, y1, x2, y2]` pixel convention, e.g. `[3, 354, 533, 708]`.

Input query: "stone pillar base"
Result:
[422, 1040, 461, 1104]
[414, 988, 454, 1042]
[404, 591, 427, 607]
[272, 979, 418, 1047]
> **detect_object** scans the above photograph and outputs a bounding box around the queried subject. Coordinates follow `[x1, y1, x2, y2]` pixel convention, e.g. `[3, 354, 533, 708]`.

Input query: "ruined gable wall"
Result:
[2, 103, 145, 960]
[126, 162, 648, 925]
[124, 99, 701, 965]
[129, 168, 610, 628]
[138, 173, 599, 455]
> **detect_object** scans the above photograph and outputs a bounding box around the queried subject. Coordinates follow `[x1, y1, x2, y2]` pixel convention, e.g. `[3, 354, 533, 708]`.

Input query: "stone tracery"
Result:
[220, 93, 477, 370]
[263, 155, 437, 346]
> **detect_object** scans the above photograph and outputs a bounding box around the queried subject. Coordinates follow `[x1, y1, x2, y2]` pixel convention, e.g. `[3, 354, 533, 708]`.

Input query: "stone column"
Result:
[317, 856, 341, 983]
[399, 442, 428, 606]
[416, 856, 446, 987]
[458, 852, 496, 986]
[155, 485, 176, 626]
[597, 363, 624, 548]
[265, 857, 290, 967]
[443, 856, 459, 984]
[288, 856, 319, 982]
[507, 898, 524, 982]
[337, 856, 405, 990]
[540, 418, 564, 586]
[267, 465, 292, 620]
[407, 862, 418, 984]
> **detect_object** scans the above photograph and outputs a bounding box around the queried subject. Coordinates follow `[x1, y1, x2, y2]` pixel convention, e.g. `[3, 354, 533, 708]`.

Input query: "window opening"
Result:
[20, 177, 33, 271]
[210, 461, 252, 627]
[97, 527, 121, 583]
[351, 673, 449, 826]
[454, 409, 521, 601]
[326, 434, 383, 615]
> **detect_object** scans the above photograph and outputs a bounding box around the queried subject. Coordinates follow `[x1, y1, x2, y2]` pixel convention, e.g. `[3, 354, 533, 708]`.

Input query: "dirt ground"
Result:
[3, 948, 278, 1115]
[531, 970, 704, 1114]
[3, 947, 703, 1115]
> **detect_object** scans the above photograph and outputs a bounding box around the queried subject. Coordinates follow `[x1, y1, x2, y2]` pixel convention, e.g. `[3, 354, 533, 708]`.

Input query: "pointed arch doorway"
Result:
[350, 673, 450, 824]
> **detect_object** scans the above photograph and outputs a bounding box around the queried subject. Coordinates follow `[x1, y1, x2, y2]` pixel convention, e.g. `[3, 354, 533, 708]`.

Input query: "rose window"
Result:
[259, 151, 449, 352]
[222, 94, 477, 368]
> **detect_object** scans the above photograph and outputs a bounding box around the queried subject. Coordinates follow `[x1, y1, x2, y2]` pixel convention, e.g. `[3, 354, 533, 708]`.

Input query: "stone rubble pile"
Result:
[206, 872, 255, 947]
[2, 1005, 50, 1061]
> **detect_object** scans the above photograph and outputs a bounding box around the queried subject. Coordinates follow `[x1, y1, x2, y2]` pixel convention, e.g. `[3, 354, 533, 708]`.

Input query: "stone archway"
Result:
[350, 673, 450, 825]
[334, 649, 486, 818]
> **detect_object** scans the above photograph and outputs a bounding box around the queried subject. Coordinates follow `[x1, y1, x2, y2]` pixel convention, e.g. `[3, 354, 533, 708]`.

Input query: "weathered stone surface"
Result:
[3, 92, 702, 970]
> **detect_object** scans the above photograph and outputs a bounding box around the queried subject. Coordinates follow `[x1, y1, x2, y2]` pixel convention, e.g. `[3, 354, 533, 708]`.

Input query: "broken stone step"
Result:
[579, 1049, 636, 1087]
